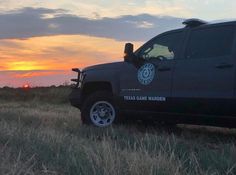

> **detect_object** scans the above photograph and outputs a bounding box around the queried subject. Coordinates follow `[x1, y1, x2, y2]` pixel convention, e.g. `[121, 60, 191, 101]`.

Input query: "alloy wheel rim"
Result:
[90, 101, 116, 127]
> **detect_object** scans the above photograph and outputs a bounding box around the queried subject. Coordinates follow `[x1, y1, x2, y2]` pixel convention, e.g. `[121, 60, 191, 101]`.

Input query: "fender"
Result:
[82, 69, 120, 96]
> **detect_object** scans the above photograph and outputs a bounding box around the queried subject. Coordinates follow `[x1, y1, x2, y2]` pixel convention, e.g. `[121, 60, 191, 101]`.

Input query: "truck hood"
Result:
[82, 61, 124, 72]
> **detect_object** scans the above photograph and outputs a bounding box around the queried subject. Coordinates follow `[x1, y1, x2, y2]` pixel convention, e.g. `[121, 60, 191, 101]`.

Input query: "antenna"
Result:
[183, 19, 208, 28]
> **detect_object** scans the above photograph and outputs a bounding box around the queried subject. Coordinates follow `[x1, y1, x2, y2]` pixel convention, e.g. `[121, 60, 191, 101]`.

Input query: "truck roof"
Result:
[183, 18, 236, 28]
[162, 19, 236, 36]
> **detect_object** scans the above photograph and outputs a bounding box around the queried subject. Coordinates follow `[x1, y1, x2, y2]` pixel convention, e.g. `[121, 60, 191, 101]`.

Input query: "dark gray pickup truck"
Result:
[69, 19, 236, 127]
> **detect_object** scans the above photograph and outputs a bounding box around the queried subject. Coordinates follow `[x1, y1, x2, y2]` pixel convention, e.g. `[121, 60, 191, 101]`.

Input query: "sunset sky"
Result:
[1, 0, 236, 87]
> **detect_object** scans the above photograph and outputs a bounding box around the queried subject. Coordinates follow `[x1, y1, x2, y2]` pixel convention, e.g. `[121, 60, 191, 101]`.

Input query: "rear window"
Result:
[186, 25, 235, 59]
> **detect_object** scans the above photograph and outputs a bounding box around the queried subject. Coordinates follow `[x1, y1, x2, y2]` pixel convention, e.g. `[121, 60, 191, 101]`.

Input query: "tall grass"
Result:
[1, 87, 236, 175]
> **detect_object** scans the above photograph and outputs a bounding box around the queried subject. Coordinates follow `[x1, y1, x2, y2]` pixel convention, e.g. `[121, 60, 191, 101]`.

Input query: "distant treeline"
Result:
[0, 86, 71, 104]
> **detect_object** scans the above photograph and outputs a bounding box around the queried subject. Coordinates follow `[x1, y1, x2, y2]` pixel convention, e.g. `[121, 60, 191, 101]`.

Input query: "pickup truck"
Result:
[69, 19, 236, 127]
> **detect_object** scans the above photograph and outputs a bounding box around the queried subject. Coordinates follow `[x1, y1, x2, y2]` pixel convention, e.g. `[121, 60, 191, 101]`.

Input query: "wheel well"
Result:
[82, 82, 113, 102]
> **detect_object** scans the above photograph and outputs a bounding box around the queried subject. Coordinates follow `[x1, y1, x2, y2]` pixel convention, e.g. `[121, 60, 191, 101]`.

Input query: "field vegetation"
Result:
[0, 87, 236, 175]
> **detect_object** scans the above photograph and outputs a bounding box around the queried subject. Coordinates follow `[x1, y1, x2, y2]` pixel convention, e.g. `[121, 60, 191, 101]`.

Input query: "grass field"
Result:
[1, 87, 236, 175]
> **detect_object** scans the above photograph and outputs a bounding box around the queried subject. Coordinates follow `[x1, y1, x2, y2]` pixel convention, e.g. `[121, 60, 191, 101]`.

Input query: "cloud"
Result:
[11, 70, 67, 78]
[0, 40, 24, 48]
[0, 0, 191, 18]
[0, 65, 7, 70]
[0, 7, 184, 41]
[1, 0, 236, 21]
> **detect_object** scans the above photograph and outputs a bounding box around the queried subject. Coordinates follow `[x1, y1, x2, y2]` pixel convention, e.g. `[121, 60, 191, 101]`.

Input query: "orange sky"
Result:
[1, 35, 143, 70]
[0, 35, 142, 87]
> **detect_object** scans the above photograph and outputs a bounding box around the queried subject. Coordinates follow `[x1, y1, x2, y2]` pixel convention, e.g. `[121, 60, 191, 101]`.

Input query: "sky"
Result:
[0, 0, 236, 87]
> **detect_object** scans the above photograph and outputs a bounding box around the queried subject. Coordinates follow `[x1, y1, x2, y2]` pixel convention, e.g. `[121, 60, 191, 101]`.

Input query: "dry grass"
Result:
[1, 87, 236, 175]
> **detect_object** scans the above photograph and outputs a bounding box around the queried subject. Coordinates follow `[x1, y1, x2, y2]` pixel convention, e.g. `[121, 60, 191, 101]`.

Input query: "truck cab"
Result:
[69, 19, 236, 127]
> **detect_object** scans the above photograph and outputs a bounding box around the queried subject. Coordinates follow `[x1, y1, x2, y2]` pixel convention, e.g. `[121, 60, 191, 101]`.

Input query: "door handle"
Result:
[158, 67, 171, 72]
[215, 63, 234, 69]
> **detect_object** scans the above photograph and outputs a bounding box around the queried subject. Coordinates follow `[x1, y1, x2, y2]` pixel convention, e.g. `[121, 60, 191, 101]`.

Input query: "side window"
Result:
[186, 26, 234, 59]
[137, 32, 184, 61]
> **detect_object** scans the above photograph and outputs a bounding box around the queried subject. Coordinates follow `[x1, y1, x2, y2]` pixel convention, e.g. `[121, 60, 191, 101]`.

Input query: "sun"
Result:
[22, 84, 30, 89]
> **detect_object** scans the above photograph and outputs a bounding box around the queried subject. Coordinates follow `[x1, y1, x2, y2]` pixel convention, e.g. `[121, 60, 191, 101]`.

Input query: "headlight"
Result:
[78, 72, 85, 88]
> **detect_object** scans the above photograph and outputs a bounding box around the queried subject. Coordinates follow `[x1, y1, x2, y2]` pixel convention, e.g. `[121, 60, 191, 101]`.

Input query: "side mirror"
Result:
[124, 43, 134, 62]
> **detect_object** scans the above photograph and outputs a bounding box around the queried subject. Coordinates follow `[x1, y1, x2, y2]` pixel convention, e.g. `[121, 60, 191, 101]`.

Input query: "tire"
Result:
[81, 91, 119, 127]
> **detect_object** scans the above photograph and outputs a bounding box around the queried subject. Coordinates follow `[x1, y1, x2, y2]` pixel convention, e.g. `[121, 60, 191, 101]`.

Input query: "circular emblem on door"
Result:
[137, 63, 155, 85]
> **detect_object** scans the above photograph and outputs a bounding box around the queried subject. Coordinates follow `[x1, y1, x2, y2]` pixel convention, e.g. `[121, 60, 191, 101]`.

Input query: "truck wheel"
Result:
[81, 91, 119, 127]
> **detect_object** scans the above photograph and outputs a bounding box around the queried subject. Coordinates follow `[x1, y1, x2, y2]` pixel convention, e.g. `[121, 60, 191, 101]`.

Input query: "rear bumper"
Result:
[69, 88, 82, 109]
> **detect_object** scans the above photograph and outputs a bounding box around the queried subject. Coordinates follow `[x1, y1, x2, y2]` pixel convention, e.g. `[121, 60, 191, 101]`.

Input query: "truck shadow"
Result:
[123, 121, 236, 143]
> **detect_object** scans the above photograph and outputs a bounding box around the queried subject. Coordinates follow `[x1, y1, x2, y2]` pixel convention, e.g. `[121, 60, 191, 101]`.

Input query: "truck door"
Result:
[119, 31, 185, 113]
[172, 24, 236, 116]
